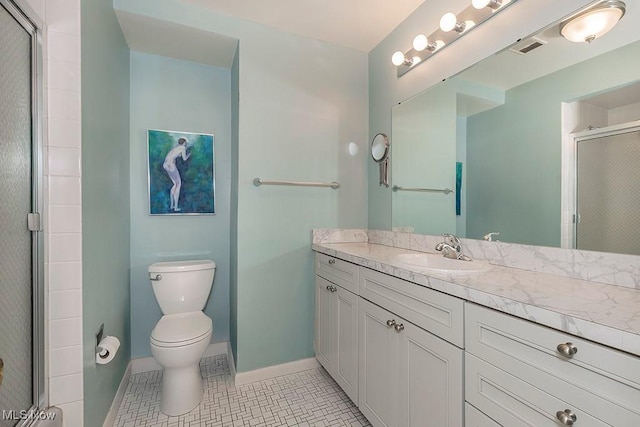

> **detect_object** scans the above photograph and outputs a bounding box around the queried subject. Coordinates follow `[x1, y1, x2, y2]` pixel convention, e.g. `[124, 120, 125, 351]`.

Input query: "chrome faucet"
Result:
[435, 233, 472, 261]
[483, 232, 500, 242]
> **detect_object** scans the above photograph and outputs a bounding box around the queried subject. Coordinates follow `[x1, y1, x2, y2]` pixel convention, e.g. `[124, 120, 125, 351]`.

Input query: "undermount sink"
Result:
[392, 253, 491, 274]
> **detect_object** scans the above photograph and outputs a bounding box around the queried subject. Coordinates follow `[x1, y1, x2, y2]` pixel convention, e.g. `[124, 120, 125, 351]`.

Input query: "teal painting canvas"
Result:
[148, 129, 215, 215]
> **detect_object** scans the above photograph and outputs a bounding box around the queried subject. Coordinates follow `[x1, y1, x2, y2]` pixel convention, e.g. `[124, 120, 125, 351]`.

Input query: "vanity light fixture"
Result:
[391, 0, 515, 77]
[560, 0, 625, 43]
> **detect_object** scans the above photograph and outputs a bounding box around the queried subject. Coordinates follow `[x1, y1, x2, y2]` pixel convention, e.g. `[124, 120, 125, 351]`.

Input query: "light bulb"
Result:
[472, 0, 502, 10]
[440, 12, 457, 31]
[440, 12, 465, 32]
[413, 34, 429, 52]
[391, 51, 407, 66]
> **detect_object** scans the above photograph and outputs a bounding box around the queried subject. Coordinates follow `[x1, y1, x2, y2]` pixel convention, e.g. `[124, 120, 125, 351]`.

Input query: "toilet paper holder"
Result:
[95, 323, 108, 358]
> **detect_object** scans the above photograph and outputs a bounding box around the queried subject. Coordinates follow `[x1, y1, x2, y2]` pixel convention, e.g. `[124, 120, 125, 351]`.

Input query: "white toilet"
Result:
[148, 259, 216, 416]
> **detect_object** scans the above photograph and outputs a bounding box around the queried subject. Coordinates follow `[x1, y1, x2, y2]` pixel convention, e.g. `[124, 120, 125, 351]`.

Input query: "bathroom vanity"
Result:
[312, 238, 640, 427]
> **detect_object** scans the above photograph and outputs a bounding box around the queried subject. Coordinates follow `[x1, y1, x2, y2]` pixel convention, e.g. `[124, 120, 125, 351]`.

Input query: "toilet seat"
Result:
[151, 311, 212, 348]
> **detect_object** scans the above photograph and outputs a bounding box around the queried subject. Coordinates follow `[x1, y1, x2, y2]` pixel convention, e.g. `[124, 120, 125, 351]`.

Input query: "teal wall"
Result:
[392, 83, 457, 234]
[367, 0, 593, 231]
[129, 51, 232, 357]
[229, 48, 239, 366]
[81, 0, 130, 425]
[466, 41, 640, 246]
[114, 0, 369, 372]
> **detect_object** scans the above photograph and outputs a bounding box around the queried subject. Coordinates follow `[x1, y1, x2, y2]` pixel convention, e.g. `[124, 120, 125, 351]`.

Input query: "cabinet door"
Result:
[359, 298, 399, 427]
[397, 320, 463, 427]
[316, 276, 336, 372]
[335, 286, 359, 404]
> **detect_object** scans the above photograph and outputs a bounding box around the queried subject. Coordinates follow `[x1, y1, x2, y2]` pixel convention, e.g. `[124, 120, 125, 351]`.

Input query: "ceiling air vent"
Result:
[509, 36, 547, 55]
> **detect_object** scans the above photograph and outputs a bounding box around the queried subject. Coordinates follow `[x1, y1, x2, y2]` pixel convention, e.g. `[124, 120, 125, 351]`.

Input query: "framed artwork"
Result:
[147, 129, 215, 215]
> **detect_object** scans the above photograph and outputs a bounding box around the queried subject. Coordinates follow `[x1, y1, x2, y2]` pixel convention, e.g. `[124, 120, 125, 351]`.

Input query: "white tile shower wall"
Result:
[367, 230, 640, 290]
[21, 0, 85, 423]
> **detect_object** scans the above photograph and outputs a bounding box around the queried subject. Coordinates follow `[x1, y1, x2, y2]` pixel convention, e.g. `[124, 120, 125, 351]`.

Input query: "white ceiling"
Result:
[183, 0, 427, 52]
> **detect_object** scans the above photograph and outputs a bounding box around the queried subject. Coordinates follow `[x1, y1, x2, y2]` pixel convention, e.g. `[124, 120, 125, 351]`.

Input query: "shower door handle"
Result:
[0, 357, 4, 388]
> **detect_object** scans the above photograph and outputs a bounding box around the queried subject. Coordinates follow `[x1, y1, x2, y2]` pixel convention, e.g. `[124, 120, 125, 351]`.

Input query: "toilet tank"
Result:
[149, 260, 216, 314]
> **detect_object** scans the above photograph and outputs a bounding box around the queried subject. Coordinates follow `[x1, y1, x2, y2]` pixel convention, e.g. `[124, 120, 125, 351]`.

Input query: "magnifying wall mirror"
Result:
[371, 133, 390, 187]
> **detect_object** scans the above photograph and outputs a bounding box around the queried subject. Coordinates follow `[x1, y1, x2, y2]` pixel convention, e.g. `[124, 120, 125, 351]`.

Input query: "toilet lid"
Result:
[151, 312, 212, 344]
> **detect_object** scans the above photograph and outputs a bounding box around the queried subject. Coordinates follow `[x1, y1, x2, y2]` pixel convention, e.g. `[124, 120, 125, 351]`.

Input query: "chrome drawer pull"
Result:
[394, 323, 405, 332]
[386, 319, 396, 328]
[328, 259, 336, 265]
[557, 342, 578, 357]
[330, 285, 337, 293]
[556, 409, 577, 425]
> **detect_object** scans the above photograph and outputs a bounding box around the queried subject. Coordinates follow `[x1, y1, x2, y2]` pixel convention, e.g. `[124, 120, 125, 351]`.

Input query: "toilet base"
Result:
[160, 364, 204, 416]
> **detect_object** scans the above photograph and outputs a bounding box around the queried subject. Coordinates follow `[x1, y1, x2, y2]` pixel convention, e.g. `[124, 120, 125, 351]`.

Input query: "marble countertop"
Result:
[312, 242, 640, 357]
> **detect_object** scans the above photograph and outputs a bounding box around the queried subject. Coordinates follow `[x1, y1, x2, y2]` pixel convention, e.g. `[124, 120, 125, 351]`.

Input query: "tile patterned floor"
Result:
[113, 355, 371, 427]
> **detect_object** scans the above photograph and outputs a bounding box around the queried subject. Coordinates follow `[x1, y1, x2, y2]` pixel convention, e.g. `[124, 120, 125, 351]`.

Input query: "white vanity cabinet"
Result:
[315, 254, 360, 403]
[465, 303, 640, 426]
[358, 270, 464, 427]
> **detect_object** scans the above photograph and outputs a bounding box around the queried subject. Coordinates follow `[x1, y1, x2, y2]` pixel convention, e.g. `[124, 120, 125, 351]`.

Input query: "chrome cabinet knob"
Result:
[328, 259, 336, 265]
[394, 323, 405, 332]
[325, 285, 337, 292]
[556, 409, 577, 425]
[386, 319, 396, 328]
[557, 342, 578, 357]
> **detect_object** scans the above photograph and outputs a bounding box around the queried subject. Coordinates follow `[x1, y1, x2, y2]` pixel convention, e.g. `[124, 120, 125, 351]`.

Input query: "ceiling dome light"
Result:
[560, 0, 625, 43]
[391, 51, 408, 66]
[472, 0, 502, 10]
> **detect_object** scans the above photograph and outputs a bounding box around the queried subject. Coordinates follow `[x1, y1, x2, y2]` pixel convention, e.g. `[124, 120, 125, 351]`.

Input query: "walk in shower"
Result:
[574, 122, 640, 256]
[0, 0, 44, 426]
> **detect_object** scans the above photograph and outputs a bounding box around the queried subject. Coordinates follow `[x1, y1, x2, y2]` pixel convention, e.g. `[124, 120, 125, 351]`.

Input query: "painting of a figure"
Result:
[148, 129, 215, 215]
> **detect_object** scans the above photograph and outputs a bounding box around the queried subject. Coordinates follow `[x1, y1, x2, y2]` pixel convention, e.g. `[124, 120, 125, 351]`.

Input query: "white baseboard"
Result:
[234, 357, 320, 386]
[103, 362, 132, 427]
[131, 342, 229, 374]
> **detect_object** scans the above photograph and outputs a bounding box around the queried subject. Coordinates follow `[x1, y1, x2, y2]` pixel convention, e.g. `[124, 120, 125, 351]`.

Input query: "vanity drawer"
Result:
[315, 253, 359, 294]
[465, 403, 500, 427]
[359, 267, 464, 347]
[466, 353, 621, 426]
[466, 303, 640, 422]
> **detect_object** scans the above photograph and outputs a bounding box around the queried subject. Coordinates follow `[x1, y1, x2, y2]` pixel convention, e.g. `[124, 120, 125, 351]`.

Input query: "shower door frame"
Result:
[565, 119, 640, 251]
[0, 0, 46, 416]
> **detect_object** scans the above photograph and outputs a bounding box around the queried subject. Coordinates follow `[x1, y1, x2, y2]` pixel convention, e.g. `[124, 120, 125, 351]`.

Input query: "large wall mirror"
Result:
[392, 2, 640, 255]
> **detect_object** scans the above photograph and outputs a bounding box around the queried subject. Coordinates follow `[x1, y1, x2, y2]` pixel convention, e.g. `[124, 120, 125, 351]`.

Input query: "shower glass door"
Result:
[0, 0, 44, 425]
[576, 126, 640, 255]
